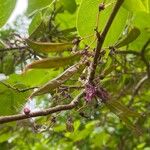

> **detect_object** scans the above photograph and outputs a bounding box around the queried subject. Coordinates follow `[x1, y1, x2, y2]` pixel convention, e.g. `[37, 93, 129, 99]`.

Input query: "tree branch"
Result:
[115, 50, 140, 56]
[0, 91, 84, 124]
[140, 39, 150, 78]
[128, 75, 148, 107]
[0, 46, 28, 52]
[88, 0, 125, 83]
[0, 81, 38, 93]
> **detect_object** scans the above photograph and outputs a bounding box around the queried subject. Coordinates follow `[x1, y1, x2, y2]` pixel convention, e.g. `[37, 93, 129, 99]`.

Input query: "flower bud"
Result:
[99, 3, 105, 11]
[23, 107, 30, 115]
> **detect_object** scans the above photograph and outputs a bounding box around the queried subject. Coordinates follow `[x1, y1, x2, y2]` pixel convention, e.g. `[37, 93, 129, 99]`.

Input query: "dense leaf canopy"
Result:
[0, 0, 150, 149]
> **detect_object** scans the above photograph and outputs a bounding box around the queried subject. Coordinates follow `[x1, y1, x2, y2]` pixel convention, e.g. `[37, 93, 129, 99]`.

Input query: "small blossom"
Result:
[23, 107, 30, 115]
[85, 83, 97, 102]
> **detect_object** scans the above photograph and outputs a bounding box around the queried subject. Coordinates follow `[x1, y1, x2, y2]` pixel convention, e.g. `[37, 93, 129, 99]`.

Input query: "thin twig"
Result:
[128, 75, 148, 107]
[29, 61, 86, 98]
[115, 50, 140, 56]
[0, 46, 28, 52]
[88, 0, 125, 83]
[0, 81, 38, 92]
[60, 85, 84, 89]
[19, 87, 39, 92]
[140, 39, 150, 78]
[0, 91, 84, 124]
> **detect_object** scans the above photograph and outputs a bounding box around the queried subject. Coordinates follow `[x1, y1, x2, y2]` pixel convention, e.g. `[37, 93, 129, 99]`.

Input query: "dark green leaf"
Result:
[0, 83, 29, 115]
[3, 54, 15, 75]
[61, 0, 77, 14]
[115, 27, 141, 48]
[28, 11, 43, 35]
[77, 0, 128, 47]
[0, 0, 16, 27]
[27, 0, 52, 15]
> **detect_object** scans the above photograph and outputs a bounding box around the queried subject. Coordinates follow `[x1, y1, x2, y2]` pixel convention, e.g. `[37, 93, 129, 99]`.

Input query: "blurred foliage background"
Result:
[0, 0, 150, 149]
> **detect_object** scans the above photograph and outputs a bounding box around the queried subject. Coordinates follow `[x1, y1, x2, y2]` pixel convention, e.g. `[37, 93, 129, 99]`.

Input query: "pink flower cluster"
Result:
[85, 83, 97, 102]
[85, 83, 109, 102]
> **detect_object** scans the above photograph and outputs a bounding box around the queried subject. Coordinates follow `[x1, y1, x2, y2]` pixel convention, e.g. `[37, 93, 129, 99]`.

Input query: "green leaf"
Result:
[128, 29, 150, 51]
[118, 114, 142, 135]
[7, 69, 62, 88]
[3, 54, 15, 75]
[123, 0, 148, 13]
[65, 120, 99, 142]
[0, 0, 16, 28]
[0, 39, 7, 48]
[115, 27, 141, 48]
[91, 129, 110, 148]
[27, 0, 52, 15]
[28, 11, 43, 35]
[142, 0, 150, 13]
[77, 0, 128, 47]
[133, 12, 150, 29]
[127, 12, 150, 50]
[29, 19, 46, 39]
[77, 0, 99, 45]
[0, 132, 12, 143]
[53, 124, 66, 132]
[24, 53, 81, 73]
[61, 0, 77, 14]
[106, 100, 141, 135]
[26, 39, 73, 54]
[56, 10, 77, 30]
[100, 58, 115, 77]
[30, 62, 85, 97]
[0, 83, 29, 115]
[108, 100, 140, 117]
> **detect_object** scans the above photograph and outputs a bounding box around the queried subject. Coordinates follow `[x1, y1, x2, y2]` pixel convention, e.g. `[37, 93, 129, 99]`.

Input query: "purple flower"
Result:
[85, 83, 109, 103]
[85, 83, 97, 102]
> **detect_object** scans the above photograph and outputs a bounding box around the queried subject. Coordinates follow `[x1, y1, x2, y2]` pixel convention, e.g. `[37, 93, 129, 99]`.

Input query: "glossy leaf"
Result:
[115, 27, 141, 48]
[30, 62, 85, 97]
[27, 0, 52, 15]
[142, 0, 150, 13]
[28, 11, 43, 35]
[61, 0, 77, 14]
[77, 0, 128, 47]
[56, 10, 77, 30]
[123, 0, 148, 13]
[0, 0, 16, 27]
[128, 29, 150, 51]
[127, 11, 150, 50]
[26, 39, 73, 54]
[8, 69, 62, 87]
[24, 53, 81, 73]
